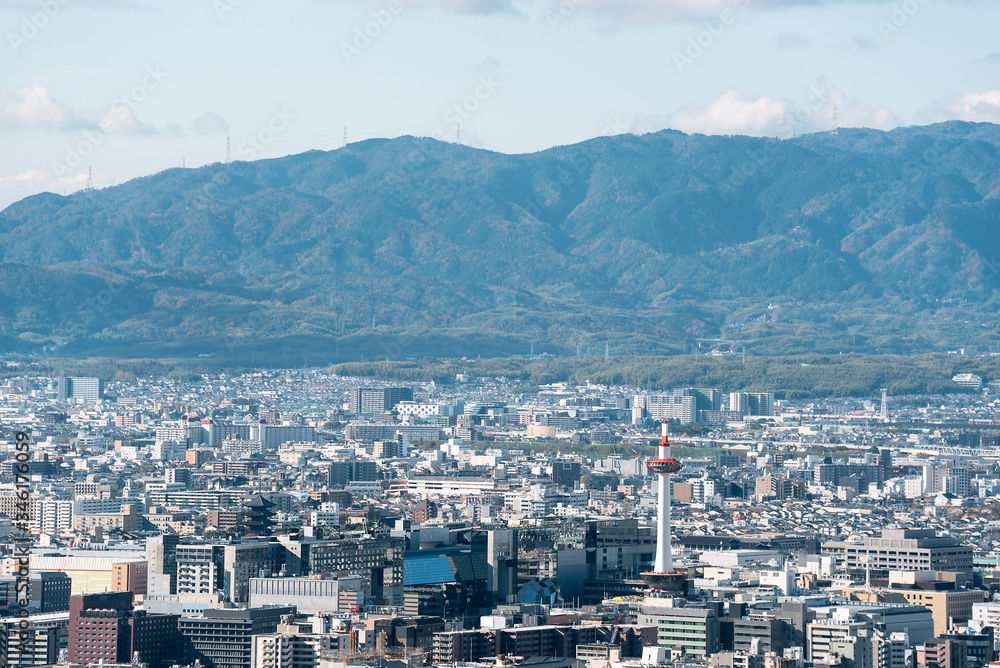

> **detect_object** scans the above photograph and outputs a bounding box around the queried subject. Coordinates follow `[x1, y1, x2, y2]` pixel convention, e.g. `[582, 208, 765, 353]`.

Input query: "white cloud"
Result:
[641, 90, 788, 135]
[943, 90, 1000, 123]
[0, 84, 89, 131]
[632, 81, 900, 137]
[539, 0, 947, 24]
[0, 83, 165, 136]
[192, 111, 230, 136]
[0, 0, 143, 9]
[771, 31, 811, 48]
[330, 0, 516, 14]
[0, 169, 90, 209]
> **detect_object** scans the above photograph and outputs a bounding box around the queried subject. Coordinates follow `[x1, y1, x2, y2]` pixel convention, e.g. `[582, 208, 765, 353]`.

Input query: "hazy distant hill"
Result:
[2, 121, 1000, 363]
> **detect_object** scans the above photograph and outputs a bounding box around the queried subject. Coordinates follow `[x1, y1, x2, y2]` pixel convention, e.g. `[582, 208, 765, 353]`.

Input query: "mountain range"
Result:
[2, 121, 1000, 364]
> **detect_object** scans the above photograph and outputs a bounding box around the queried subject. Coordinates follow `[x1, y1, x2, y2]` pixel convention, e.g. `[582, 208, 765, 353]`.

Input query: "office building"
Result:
[841, 529, 973, 578]
[433, 630, 495, 663]
[248, 576, 363, 613]
[349, 387, 413, 414]
[639, 603, 720, 657]
[488, 529, 518, 603]
[552, 461, 582, 488]
[57, 376, 104, 402]
[0, 572, 71, 615]
[922, 638, 968, 668]
[327, 460, 377, 487]
[68, 592, 179, 668]
[632, 394, 697, 424]
[251, 628, 344, 668]
[112, 562, 149, 600]
[280, 536, 404, 605]
[179, 607, 295, 668]
[146, 534, 180, 597]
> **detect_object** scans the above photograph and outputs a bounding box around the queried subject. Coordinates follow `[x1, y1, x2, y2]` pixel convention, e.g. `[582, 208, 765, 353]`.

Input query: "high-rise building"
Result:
[552, 461, 582, 488]
[57, 376, 104, 402]
[728, 392, 774, 417]
[3, 626, 61, 666]
[112, 562, 149, 600]
[922, 638, 968, 668]
[279, 536, 404, 605]
[0, 571, 71, 615]
[179, 607, 295, 668]
[841, 529, 973, 578]
[676, 388, 723, 412]
[327, 460, 377, 487]
[68, 592, 179, 668]
[251, 629, 343, 668]
[146, 534, 180, 597]
[349, 387, 413, 414]
[639, 602, 720, 657]
[250, 616, 350, 668]
[487, 529, 518, 603]
[632, 395, 697, 424]
[33, 499, 73, 535]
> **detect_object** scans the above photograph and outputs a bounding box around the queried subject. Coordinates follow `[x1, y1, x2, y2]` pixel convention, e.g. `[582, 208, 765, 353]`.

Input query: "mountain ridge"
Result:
[2, 121, 999, 362]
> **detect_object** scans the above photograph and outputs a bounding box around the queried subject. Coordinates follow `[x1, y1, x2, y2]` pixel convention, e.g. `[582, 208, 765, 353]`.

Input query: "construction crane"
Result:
[609, 610, 624, 645]
[341, 587, 360, 614]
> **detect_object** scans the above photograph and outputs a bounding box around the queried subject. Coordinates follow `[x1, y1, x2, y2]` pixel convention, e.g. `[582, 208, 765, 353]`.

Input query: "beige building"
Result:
[843, 587, 987, 635]
[73, 504, 139, 533]
[0, 491, 36, 521]
[112, 561, 148, 601]
[12, 551, 146, 594]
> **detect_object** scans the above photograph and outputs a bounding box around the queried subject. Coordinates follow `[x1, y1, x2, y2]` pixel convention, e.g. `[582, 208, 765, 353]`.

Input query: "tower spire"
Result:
[642, 420, 686, 592]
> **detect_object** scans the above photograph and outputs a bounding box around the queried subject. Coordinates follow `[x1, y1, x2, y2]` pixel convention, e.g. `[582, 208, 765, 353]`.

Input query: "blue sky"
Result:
[0, 0, 998, 208]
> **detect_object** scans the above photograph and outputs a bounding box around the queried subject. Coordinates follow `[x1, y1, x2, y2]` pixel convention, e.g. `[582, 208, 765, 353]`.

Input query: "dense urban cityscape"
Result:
[1, 365, 999, 668]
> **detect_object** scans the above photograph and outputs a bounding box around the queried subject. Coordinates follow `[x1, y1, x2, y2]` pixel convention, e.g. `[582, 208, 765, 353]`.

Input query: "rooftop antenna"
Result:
[226, 137, 231, 163]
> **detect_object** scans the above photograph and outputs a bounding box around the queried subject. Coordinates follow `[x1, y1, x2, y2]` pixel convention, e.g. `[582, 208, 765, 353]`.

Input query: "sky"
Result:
[0, 0, 998, 209]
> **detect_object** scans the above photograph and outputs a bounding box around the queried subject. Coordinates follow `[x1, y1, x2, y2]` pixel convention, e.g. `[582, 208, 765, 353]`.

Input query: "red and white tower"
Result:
[641, 420, 686, 592]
